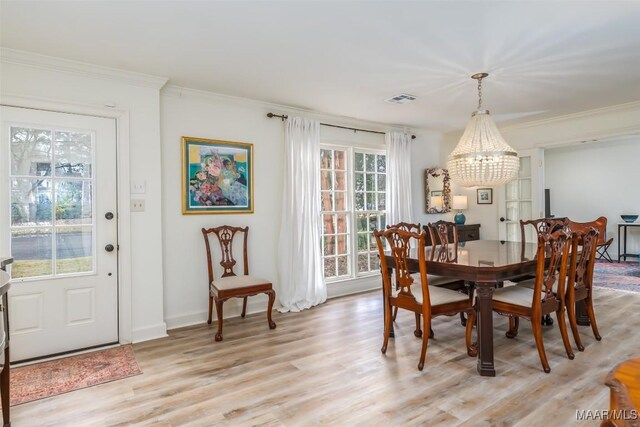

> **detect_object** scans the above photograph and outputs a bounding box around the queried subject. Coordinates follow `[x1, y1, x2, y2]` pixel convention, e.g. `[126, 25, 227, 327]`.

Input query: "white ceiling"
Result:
[2, 1, 640, 132]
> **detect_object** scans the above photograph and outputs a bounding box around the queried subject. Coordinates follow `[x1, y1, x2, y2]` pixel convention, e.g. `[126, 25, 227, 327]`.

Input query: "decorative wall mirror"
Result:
[424, 168, 451, 214]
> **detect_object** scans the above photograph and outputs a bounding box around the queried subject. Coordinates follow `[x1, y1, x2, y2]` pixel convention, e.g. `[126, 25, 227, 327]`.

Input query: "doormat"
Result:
[10, 345, 142, 406]
[593, 260, 640, 293]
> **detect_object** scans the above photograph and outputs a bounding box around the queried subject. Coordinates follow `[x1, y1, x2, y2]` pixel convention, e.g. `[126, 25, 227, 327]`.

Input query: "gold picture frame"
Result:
[181, 136, 254, 214]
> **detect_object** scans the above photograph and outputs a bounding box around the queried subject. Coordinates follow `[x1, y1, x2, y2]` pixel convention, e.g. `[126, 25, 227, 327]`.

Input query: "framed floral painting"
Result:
[182, 137, 253, 214]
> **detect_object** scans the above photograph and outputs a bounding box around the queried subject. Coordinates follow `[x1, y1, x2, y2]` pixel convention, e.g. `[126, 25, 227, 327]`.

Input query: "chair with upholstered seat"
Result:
[493, 228, 574, 373]
[518, 217, 569, 326]
[427, 220, 472, 325]
[374, 226, 476, 370]
[202, 225, 276, 341]
[387, 222, 464, 332]
[564, 221, 602, 350]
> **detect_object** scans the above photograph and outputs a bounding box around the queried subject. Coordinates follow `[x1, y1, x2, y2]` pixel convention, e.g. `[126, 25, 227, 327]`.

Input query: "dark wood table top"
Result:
[389, 240, 540, 282]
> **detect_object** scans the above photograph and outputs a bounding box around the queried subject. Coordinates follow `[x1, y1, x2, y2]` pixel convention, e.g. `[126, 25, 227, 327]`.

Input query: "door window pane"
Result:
[11, 178, 53, 226]
[10, 127, 52, 176]
[520, 179, 532, 200]
[55, 181, 92, 225]
[56, 226, 93, 274]
[506, 181, 518, 200]
[54, 131, 92, 178]
[9, 125, 96, 280]
[519, 156, 531, 178]
[11, 228, 53, 278]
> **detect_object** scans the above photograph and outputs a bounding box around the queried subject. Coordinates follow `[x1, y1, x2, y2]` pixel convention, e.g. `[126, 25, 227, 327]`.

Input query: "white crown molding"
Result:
[532, 125, 640, 149]
[162, 84, 414, 136]
[1, 48, 169, 89]
[501, 100, 640, 132]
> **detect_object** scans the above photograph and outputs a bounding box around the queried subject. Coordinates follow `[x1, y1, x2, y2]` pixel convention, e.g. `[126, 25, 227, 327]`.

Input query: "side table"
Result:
[617, 223, 640, 263]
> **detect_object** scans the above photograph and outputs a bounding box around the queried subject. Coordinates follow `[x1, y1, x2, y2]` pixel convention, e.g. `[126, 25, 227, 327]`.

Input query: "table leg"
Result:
[476, 282, 496, 377]
[575, 300, 590, 326]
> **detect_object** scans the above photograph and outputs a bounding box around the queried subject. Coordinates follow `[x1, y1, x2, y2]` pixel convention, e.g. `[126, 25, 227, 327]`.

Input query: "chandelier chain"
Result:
[477, 76, 483, 110]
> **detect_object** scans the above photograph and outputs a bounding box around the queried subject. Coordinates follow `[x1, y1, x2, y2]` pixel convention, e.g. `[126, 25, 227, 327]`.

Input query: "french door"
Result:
[498, 148, 545, 242]
[0, 106, 118, 361]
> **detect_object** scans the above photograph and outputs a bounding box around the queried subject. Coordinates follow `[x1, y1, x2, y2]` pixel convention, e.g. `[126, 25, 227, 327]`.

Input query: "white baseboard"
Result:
[165, 295, 280, 330]
[132, 322, 168, 343]
[326, 276, 379, 298]
[165, 278, 379, 331]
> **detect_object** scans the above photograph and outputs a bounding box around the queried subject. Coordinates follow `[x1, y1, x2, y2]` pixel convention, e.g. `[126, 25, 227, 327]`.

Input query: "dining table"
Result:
[384, 240, 541, 377]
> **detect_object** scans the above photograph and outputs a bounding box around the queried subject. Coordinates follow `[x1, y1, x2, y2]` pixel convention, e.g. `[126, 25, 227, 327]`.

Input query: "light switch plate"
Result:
[131, 180, 146, 194]
[131, 199, 145, 212]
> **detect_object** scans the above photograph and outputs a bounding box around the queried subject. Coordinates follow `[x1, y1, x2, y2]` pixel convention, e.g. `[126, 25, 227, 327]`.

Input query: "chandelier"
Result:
[447, 73, 519, 187]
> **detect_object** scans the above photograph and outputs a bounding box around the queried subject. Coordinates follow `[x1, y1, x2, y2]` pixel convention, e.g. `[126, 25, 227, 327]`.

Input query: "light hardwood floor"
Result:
[12, 287, 640, 426]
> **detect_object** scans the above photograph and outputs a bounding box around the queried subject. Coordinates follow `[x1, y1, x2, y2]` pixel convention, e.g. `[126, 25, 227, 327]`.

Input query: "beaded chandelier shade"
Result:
[447, 73, 519, 187]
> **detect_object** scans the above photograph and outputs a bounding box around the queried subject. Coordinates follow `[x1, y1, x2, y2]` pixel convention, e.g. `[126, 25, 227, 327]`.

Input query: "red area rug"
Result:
[594, 260, 640, 293]
[10, 345, 142, 406]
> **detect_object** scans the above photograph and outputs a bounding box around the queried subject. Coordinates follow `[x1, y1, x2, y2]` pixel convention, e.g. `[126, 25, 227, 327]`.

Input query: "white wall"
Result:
[545, 136, 640, 257]
[411, 131, 464, 229]
[161, 86, 429, 329]
[0, 51, 168, 342]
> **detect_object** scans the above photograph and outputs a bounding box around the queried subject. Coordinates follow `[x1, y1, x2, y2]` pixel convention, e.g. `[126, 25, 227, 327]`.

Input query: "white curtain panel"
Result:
[386, 131, 414, 226]
[277, 116, 327, 312]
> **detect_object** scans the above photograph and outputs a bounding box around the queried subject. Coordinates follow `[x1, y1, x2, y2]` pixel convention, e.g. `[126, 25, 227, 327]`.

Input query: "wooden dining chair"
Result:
[492, 228, 574, 373]
[202, 225, 276, 341]
[375, 227, 476, 370]
[387, 222, 421, 326]
[564, 222, 602, 350]
[427, 220, 472, 326]
[520, 217, 569, 255]
[387, 222, 464, 332]
[518, 217, 569, 326]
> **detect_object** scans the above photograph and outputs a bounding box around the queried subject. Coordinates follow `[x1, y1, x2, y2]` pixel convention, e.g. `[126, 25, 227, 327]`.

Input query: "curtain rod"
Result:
[266, 113, 416, 139]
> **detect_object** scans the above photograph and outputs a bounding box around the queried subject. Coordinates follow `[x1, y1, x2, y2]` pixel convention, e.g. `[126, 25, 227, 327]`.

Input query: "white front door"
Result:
[0, 106, 118, 361]
[497, 148, 545, 242]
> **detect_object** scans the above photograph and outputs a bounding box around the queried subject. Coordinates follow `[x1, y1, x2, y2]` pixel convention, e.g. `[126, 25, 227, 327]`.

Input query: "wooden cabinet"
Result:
[423, 224, 481, 246]
[0, 258, 11, 427]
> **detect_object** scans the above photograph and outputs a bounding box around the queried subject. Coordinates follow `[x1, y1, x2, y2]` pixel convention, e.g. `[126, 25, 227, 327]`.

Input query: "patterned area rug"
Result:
[10, 345, 142, 406]
[594, 260, 640, 293]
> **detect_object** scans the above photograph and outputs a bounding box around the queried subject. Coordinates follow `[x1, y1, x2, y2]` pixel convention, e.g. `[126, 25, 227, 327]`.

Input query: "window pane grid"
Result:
[321, 148, 351, 280]
[322, 147, 385, 281]
[9, 126, 96, 279]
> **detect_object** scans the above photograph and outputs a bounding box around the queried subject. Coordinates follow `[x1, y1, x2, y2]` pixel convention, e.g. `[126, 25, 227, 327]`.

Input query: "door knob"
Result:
[105, 212, 114, 220]
[500, 217, 512, 222]
[105, 244, 115, 252]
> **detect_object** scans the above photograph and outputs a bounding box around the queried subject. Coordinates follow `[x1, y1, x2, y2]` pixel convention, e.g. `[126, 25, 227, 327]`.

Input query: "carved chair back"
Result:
[427, 220, 458, 262]
[201, 225, 249, 285]
[566, 225, 599, 293]
[520, 217, 569, 243]
[387, 222, 421, 234]
[531, 228, 572, 307]
[375, 227, 431, 310]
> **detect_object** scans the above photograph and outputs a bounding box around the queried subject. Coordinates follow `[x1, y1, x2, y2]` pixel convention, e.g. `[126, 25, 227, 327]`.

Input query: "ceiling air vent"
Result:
[385, 94, 417, 104]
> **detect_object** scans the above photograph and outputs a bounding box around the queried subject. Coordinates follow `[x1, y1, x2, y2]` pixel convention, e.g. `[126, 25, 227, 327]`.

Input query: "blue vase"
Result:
[454, 212, 466, 225]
